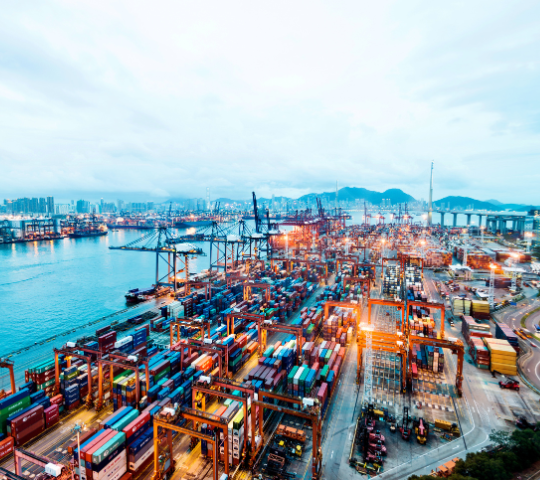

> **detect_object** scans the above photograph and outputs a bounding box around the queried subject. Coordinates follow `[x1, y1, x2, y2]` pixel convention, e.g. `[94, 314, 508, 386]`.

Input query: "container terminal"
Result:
[1, 199, 539, 480]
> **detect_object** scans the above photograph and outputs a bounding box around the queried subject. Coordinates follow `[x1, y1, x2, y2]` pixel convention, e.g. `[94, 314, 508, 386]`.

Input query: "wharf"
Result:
[0, 278, 333, 480]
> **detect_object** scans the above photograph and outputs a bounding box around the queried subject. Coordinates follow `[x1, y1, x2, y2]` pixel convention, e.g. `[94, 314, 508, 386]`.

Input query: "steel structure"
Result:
[0, 359, 16, 398]
[109, 226, 205, 294]
[225, 312, 264, 336]
[254, 390, 323, 480]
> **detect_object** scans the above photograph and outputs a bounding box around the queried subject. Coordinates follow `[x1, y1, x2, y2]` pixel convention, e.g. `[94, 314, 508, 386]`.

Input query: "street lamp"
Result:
[525, 232, 533, 253]
[72, 421, 86, 477]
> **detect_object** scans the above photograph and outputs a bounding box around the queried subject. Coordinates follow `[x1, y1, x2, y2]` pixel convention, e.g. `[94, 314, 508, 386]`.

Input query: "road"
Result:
[496, 298, 540, 392]
[376, 271, 537, 479]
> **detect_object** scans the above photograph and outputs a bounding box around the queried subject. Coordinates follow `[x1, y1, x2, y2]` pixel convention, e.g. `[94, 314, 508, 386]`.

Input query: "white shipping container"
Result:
[129, 443, 154, 471]
[293, 367, 304, 386]
[96, 449, 127, 480]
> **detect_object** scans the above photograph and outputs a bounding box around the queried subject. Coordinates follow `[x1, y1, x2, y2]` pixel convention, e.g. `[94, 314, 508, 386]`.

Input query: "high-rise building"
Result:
[76, 200, 90, 214]
[47, 196, 54, 215]
[117, 199, 124, 212]
[38, 198, 47, 214]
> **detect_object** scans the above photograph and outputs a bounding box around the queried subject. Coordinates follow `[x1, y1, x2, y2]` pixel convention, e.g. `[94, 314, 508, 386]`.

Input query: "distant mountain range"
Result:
[433, 196, 537, 212]
[170, 188, 537, 212]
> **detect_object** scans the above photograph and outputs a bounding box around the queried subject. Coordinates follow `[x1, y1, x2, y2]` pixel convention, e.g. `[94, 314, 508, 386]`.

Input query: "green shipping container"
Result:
[233, 409, 244, 430]
[0, 397, 32, 433]
[37, 378, 55, 390]
[320, 365, 329, 381]
[29, 359, 56, 375]
[299, 368, 309, 387]
[92, 432, 126, 465]
[288, 366, 299, 384]
[154, 367, 170, 382]
[111, 409, 139, 432]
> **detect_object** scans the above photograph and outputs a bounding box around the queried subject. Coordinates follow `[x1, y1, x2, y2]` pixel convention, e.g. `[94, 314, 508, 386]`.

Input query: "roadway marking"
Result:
[331, 450, 334, 459]
[535, 361, 540, 382]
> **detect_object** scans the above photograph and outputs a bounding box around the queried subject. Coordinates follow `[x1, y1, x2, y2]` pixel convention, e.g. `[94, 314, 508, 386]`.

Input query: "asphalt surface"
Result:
[495, 297, 540, 392]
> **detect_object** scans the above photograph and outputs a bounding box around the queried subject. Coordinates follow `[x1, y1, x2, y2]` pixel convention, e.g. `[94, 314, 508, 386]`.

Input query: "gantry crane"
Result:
[109, 226, 205, 294]
[0, 359, 16, 399]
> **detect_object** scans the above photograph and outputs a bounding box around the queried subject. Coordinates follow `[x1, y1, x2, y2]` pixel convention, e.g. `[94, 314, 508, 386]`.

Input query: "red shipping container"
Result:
[45, 404, 60, 427]
[13, 418, 45, 446]
[50, 394, 63, 406]
[10, 405, 44, 431]
[317, 383, 328, 405]
[0, 437, 14, 460]
[123, 412, 150, 439]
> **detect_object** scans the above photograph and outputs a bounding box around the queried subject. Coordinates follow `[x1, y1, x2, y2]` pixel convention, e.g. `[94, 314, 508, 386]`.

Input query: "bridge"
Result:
[431, 209, 528, 234]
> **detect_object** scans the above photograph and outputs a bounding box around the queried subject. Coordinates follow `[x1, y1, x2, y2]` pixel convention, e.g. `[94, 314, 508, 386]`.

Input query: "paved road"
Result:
[491, 294, 540, 392]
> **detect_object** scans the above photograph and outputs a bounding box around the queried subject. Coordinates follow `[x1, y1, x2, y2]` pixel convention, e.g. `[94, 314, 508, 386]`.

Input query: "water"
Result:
[0, 229, 215, 356]
[0, 211, 459, 356]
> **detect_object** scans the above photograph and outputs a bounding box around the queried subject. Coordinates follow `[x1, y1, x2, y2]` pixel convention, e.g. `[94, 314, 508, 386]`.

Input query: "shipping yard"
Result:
[1, 201, 540, 480]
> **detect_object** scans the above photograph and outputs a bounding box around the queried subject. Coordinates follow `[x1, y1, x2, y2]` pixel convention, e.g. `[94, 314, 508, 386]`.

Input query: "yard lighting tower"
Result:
[525, 231, 533, 253]
[510, 253, 519, 291]
[462, 229, 468, 267]
[72, 421, 86, 475]
[480, 225, 485, 244]
[488, 264, 496, 310]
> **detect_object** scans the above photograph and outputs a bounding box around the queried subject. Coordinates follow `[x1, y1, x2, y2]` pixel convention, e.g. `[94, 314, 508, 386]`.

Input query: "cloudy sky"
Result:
[0, 1, 539, 203]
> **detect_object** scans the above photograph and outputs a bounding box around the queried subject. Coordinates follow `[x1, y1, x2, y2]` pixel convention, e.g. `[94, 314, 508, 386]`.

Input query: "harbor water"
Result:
[0, 229, 214, 357]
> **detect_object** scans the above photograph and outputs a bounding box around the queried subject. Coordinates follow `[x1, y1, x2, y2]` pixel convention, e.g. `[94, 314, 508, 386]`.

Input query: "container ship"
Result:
[69, 215, 108, 238]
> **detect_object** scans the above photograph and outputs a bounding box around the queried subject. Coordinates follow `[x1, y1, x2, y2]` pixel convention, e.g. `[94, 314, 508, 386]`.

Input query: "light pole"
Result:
[72, 421, 86, 478]
[525, 232, 533, 253]
[488, 264, 496, 310]
[285, 233, 288, 256]
[480, 225, 485, 244]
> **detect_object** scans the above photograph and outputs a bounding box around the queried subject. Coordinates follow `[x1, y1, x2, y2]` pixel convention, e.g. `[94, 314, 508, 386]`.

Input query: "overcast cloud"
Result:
[0, 0, 539, 203]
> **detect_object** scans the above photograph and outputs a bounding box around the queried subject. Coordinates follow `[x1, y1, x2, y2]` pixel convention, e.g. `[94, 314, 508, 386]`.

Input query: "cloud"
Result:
[0, 0, 539, 203]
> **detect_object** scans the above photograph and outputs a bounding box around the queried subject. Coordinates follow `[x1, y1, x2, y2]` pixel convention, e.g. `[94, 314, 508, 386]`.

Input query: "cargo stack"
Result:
[26, 359, 58, 397]
[495, 323, 520, 353]
[468, 337, 490, 369]
[472, 300, 490, 320]
[484, 338, 517, 375]
[461, 316, 492, 343]
[452, 297, 472, 316]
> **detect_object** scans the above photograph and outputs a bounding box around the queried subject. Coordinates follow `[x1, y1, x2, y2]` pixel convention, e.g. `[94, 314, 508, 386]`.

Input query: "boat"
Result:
[69, 228, 108, 238]
[174, 219, 213, 228]
[69, 214, 109, 238]
[125, 286, 156, 302]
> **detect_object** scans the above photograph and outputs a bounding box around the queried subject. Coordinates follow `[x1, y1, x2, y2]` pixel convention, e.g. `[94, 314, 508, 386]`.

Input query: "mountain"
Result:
[296, 187, 415, 205]
[434, 196, 538, 212]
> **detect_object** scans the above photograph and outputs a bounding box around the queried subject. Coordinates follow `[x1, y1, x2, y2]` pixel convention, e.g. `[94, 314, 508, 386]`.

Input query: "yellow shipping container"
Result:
[490, 362, 517, 374]
[491, 355, 517, 366]
[487, 346, 517, 357]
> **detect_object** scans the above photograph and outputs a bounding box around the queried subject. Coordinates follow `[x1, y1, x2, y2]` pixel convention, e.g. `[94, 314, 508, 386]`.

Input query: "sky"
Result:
[0, 1, 539, 204]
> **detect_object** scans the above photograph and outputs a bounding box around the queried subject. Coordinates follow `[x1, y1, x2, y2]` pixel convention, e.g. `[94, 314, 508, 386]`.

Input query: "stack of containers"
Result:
[8, 404, 45, 446]
[0, 389, 31, 434]
[468, 337, 490, 369]
[495, 323, 520, 353]
[461, 316, 492, 343]
[472, 301, 490, 320]
[484, 338, 517, 375]
[26, 359, 59, 396]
